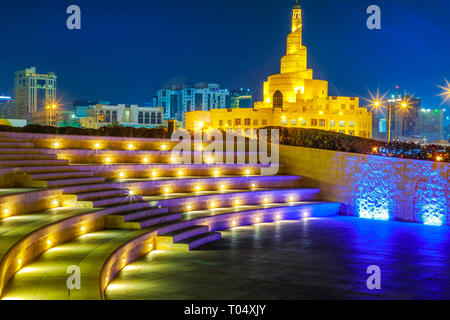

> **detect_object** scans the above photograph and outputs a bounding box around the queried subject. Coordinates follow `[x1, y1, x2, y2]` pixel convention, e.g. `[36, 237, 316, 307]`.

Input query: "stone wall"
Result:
[279, 145, 449, 226]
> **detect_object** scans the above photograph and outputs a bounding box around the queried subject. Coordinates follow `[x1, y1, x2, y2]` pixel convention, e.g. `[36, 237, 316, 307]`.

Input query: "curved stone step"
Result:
[76, 189, 130, 201]
[42, 177, 105, 187]
[105, 207, 168, 229]
[30, 171, 94, 180]
[0, 142, 34, 149]
[0, 149, 44, 155]
[129, 212, 183, 229]
[158, 225, 209, 244]
[0, 154, 57, 160]
[0, 159, 69, 167]
[91, 195, 144, 208]
[175, 232, 222, 251]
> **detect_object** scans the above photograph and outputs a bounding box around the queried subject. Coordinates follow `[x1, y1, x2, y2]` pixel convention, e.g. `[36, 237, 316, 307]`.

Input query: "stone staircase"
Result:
[0, 132, 342, 299]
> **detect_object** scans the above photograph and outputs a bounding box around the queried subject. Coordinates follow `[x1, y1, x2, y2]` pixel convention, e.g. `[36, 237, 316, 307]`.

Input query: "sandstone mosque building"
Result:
[185, 2, 372, 138]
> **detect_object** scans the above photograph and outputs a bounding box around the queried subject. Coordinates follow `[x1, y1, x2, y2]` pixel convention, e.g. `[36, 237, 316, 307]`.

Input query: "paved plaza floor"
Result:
[106, 217, 450, 300]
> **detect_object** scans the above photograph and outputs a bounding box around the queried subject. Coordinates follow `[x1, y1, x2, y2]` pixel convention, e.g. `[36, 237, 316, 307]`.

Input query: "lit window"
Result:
[349, 121, 355, 127]
[340, 121, 345, 127]
[330, 120, 335, 127]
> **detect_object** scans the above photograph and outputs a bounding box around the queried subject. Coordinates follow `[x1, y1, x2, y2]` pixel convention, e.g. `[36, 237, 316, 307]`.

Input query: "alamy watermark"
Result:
[66, 5, 81, 30]
[366, 265, 381, 290]
[367, 5, 381, 30]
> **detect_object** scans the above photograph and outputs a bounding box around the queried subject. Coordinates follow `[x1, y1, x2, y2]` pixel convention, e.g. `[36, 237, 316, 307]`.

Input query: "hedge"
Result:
[263, 127, 449, 163]
[0, 124, 169, 139]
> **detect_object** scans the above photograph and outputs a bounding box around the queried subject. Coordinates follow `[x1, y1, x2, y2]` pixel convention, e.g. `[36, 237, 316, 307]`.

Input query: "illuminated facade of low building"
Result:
[79, 104, 165, 129]
[185, 3, 372, 138]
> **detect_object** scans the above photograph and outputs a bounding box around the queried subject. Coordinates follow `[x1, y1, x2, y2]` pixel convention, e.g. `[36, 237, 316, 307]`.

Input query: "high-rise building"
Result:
[444, 108, 450, 142]
[14, 67, 57, 120]
[230, 89, 253, 109]
[158, 83, 230, 123]
[0, 95, 14, 119]
[415, 108, 445, 143]
[158, 86, 182, 121]
[185, 3, 372, 138]
[372, 92, 421, 141]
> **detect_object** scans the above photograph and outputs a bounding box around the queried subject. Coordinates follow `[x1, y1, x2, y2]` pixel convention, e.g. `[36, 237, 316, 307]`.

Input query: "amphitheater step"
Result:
[0, 137, 25, 143]
[29, 171, 94, 180]
[103, 201, 153, 215]
[15, 166, 81, 174]
[29, 176, 106, 188]
[105, 207, 169, 229]
[127, 212, 183, 229]
[174, 231, 222, 251]
[0, 142, 34, 149]
[0, 154, 57, 160]
[76, 188, 130, 201]
[157, 225, 210, 249]
[118, 206, 169, 222]
[0, 148, 44, 155]
[91, 195, 144, 207]
[0, 159, 69, 167]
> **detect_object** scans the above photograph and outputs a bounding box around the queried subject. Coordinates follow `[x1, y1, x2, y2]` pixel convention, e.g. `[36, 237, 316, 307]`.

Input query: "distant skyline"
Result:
[0, 0, 449, 108]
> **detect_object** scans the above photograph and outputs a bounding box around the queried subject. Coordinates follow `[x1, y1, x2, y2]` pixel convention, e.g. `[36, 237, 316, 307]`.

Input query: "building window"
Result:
[349, 130, 355, 136]
[112, 111, 117, 123]
[244, 118, 251, 125]
[281, 119, 287, 125]
[151, 112, 156, 124]
[341, 104, 346, 110]
[319, 119, 325, 127]
[138, 112, 144, 124]
[291, 119, 297, 125]
[227, 120, 232, 126]
[219, 120, 224, 127]
[350, 104, 355, 110]
[301, 119, 307, 126]
[235, 118, 241, 126]
[311, 119, 318, 126]
[145, 112, 150, 124]
[340, 121, 345, 127]
[339, 130, 345, 134]
[262, 119, 267, 126]
[157, 113, 162, 124]
[273, 90, 283, 108]
[330, 120, 335, 127]
[349, 121, 355, 127]
[302, 106, 307, 112]
[253, 119, 258, 126]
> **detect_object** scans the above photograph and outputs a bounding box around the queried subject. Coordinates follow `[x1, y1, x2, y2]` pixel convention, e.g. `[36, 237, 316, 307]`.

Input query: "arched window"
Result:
[105, 111, 111, 122]
[112, 111, 117, 123]
[273, 91, 283, 108]
[144, 113, 150, 124]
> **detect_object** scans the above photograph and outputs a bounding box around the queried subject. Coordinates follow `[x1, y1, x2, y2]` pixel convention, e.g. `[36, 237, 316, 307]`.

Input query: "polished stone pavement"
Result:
[106, 217, 450, 300]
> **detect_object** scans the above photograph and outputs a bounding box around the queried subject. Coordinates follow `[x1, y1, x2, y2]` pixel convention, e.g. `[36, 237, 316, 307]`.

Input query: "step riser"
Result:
[122, 207, 169, 222]
[0, 155, 57, 160]
[30, 172, 93, 180]
[76, 190, 129, 201]
[158, 226, 209, 245]
[139, 213, 183, 229]
[0, 160, 69, 167]
[45, 177, 105, 187]
[156, 189, 321, 212]
[189, 233, 222, 250]
[92, 196, 144, 207]
[0, 143, 34, 148]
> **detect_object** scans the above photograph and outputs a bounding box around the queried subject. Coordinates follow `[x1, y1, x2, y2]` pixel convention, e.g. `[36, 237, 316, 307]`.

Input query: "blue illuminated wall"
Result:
[279, 145, 449, 227]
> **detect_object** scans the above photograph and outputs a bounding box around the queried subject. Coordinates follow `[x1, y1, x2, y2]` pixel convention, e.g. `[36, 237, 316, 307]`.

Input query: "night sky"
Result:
[0, 0, 449, 108]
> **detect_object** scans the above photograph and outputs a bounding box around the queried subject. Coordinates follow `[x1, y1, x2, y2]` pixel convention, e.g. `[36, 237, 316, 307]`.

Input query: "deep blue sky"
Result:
[0, 0, 449, 108]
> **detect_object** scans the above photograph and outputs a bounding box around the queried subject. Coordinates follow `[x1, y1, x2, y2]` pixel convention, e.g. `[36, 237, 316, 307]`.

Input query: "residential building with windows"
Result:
[0, 95, 14, 119]
[78, 104, 165, 129]
[14, 67, 57, 120]
[230, 89, 253, 109]
[185, 4, 372, 138]
[158, 83, 230, 123]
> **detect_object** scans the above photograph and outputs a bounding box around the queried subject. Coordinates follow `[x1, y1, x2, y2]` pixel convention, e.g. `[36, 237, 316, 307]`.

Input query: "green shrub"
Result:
[263, 127, 449, 162]
[0, 124, 169, 139]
